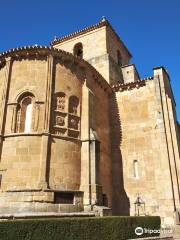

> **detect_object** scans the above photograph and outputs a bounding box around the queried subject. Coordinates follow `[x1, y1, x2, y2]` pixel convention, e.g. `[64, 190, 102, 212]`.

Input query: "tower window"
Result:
[117, 50, 122, 66]
[133, 160, 139, 179]
[15, 93, 35, 133]
[73, 43, 83, 58]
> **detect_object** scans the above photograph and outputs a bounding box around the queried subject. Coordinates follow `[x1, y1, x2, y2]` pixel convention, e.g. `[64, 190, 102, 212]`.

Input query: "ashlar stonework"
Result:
[0, 18, 180, 225]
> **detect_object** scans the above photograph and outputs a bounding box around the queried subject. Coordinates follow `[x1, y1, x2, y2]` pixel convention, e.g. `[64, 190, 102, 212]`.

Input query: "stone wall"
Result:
[114, 77, 179, 224]
[48, 60, 83, 190]
[106, 26, 130, 66]
[0, 51, 84, 212]
[0, 46, 112, 214]
[1, 136, 41, 190]
[0, 58, 47, 191]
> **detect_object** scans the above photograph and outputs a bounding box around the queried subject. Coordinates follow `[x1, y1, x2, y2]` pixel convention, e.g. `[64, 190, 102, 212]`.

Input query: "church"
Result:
[0, 17, 180, 225]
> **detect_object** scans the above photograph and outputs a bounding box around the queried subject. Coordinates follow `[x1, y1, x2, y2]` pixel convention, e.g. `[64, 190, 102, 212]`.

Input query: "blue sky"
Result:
[0, 0, 180, 120]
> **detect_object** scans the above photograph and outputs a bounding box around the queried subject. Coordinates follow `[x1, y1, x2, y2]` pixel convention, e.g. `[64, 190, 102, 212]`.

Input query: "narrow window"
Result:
[117, 50, 122, 66]
[133, 160, 139, 179]
[73, 43, 83, 58]
[24, 102, 33, 133]
[15, 93, 34, 133]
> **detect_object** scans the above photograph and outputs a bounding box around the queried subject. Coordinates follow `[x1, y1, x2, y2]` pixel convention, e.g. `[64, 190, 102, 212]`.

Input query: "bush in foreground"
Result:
[0, 216, 160, 240]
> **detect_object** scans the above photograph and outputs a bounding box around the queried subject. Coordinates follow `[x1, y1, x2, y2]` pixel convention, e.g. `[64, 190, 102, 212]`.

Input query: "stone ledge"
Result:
[128, 237, 173, 240]
[0, 211, 95, 220]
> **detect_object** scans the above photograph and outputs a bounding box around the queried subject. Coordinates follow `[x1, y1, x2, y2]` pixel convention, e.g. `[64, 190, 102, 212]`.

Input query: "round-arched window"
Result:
[15, 93, 35, 133]
[73, 43, 83, 58]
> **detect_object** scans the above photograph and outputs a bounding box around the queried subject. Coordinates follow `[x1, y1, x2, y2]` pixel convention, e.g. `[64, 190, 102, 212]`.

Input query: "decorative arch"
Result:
[52, 93, 81, 138]
[53, 92, 67, 128]
[14, 88, 39, 103]
[68, 96, 80, 136]
[15, 92, 35, 133]
[73, 43, 83, 59]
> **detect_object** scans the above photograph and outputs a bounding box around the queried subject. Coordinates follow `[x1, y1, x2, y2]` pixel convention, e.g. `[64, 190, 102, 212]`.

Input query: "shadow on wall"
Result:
[109, 93, 130, 215]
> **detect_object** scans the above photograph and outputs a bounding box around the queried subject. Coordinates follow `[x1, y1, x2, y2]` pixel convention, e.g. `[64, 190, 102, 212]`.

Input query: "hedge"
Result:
[0, 216, 160, 240]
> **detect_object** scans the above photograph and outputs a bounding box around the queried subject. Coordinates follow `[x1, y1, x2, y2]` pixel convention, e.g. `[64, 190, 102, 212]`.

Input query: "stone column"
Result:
[10, 103, 17, 133]
[80, 81, 91, 207]
[0, 57, 12, 161]
[89, 128, 102, 205]
[80, 82, 102, 209]
[33, 102, 40, 132]
[38, 55, 54, 188]
[0, 57, 12, 135]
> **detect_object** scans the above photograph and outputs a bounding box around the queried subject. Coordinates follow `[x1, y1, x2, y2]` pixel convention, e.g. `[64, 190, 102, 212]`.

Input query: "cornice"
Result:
[0, 45, 112, 94]
[112, 77, 153, 92]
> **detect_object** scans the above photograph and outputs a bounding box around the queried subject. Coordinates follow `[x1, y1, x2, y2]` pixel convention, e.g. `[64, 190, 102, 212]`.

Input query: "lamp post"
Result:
[134, 193, 145, 216]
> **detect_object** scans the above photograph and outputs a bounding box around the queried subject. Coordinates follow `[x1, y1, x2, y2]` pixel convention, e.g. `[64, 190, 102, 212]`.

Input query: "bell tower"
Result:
[51, 17, 132, 85]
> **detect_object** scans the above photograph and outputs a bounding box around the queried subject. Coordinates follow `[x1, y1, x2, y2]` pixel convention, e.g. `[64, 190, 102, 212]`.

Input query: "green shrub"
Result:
[0, 216, 160, 240]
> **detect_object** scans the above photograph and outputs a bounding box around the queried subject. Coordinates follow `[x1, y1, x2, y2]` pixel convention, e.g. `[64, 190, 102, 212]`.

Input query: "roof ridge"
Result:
[51, 18, 108, 46]
[50, 18, 132, 57]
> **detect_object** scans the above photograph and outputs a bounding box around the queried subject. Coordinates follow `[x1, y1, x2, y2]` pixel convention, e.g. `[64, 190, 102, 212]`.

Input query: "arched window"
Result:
[117, 50, 122, 66]
[133, 160, 139, 179]
[73, 43, 83, 58]
[15, 93, 35, 133]
[69, 96, 79, 115]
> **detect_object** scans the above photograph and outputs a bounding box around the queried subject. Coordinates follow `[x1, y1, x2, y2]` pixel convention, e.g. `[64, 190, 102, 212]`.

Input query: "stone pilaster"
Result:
[80, 82, 103, 209]
[0, 57, 12, 135]
[0, 57, 12, 161]
[38, 55, 54, 188]
[10, 103, 17, 133]
[89, 129, 102, 205]
[33, 102, 40, 132]
[80, 81, 90, 206]
[154, 67, 180, 222]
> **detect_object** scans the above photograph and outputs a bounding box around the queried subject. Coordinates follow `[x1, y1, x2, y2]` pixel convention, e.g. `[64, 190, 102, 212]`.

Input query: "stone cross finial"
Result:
[101, 16, 107, 22]
[53, 36, 58, 41]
